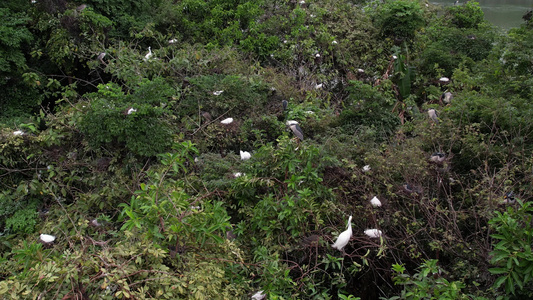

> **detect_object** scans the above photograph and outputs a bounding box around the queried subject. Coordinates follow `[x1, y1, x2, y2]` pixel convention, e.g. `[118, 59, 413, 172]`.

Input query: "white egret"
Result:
[315, 53, 321, 58]
[144, 46, 152, 61]
[40, 234, 56, 243]
[427, 108, 439, 124]
[332, 40, 338, 45]
[439, 77, 450, 83]
[251, 290, 266, 300]
[13, 130, 24, 136]
[362, 165, 371, 172]
[240, 150, 251, 160]
[364, 229, 382, 238]
[213, 90, 224, 96]
[233, 172, 245, 178]
[220, 118, 234, 124]
[370, 196, 382, 207]
[315, 83, 323, 89]
[331, 215, 353, 251]
[127, 108, 137, 115]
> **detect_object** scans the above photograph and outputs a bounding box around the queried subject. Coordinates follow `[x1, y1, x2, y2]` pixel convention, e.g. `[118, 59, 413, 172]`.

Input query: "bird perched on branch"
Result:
[240, 150, 251, 160]
[430, 152, 446, 163]
[427, 108, 439, 124]
[441, 92, 453, 105]
[364, 229, 382, 238]
[331, 215, 352, 251]
[286, 120, 304, 141]
[144, 47, 152, 61]
[370, 196, 382, 207]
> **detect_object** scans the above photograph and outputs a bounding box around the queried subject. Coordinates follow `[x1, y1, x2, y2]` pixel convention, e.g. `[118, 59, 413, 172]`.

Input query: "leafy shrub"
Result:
[489, 200, 533, 297]
[5, 206, 37, 234]
[79, 78, 175, 157]
[389, 259, 484, 300]
[338, 81, 399, 138]
[373, 0, 425, 41]
[447, 1, 485, 29]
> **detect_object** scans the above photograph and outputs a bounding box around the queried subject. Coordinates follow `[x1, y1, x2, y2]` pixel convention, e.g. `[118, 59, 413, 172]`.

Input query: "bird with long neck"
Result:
[332, 215, 353, 252]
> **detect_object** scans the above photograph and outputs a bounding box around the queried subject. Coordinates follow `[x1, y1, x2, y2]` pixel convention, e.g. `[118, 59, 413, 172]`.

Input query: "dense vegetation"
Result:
[1, 0, 533, 299]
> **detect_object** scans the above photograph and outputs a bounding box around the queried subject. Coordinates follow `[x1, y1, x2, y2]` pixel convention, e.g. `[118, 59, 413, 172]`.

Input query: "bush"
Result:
[373, 0, 425, 41]
[489, 200, 533, 297]
[447, 1, 485, 29]
[79, 78, 176, 157]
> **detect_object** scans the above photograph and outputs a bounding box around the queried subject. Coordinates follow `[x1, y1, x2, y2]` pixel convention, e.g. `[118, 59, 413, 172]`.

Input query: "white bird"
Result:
[168, 39, 178, 44]
[332, 40, 338, 45]
[213, 90, 224, 96]
[331, 215, 353, 251]
[240, 150, 251, 160]
[144, 46, 152, 61]
[220, 118, 233, 124]
[370, 196, 382, 207]
[315, 53, 321, 58]
[233, 172, 245, 178]
[251, 290, 266, 300]
[357, 68, 365, 73]
[364, 229, 382, 238]
[127, 108, 137, 115]
[13, 130, 24, 136]
[439, 77, 450, 83]
[427, 108, 439, 124]
[362, 165, 371, 172]
[40, 234, 56, 243]
[315, 83, 323, 89]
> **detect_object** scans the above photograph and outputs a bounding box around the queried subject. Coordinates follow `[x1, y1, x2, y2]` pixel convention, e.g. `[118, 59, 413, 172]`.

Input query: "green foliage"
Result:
[489, 200, 533, 297]
[5, 206, 38, 234]
[80, 78, 175, 157]
[0, 8, 32, 83]
[338, 81, 399, 137]
[389, 260, 481, 300]
[447, 1, 485, 29]
[373, 0, 425, 41]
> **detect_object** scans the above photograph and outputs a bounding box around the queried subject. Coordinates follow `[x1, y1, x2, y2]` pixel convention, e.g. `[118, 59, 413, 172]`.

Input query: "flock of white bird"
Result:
[331, 194, 383, 252]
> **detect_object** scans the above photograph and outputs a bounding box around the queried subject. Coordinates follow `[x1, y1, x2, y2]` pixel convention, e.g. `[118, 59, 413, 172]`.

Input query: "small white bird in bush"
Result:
[127, 108, 137, 115]
[168, 39, 178, 44]
[439, 77, 450, 83]
[362, 165, 371, 172]
[315, 83, 323, 89]
[144, 46, 152, 61]
[40, 234, 56, 243]
[213, 90, 224, 96]
[370, 196, 382, 207]
[251, 290, 266, 300]
[220, 118, 233, 124]
[364, 229, 382, 238]
[233, 172, 245, 178]
[331, 215, 353, 251]
[332, 40, 338, 45]
[240, 150, 251, 160]
[13, 130, 24, 136]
